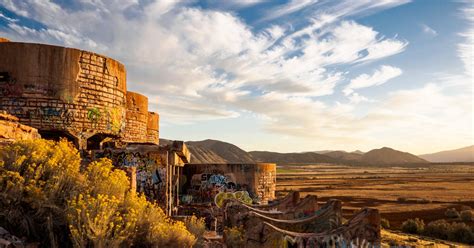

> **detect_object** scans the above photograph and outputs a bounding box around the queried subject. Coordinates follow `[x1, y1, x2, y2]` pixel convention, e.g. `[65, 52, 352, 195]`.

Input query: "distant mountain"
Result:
[312, 150, 336, 154]
[359, 147, 428, 165]
[249, 151, 338, 164]
[186, 139, 255, 163]
[161, 139, 255, 164]
[161, 138, 428, 165]
[419, 145, 474, 162]
[323, 151, 363, 162]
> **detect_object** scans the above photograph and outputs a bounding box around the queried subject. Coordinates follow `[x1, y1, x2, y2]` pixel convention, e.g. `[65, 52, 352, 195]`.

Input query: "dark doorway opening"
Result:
[38, 130, 78, 147]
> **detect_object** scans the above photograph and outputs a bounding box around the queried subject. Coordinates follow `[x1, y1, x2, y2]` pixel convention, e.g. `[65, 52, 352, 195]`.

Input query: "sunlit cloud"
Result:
[344, 65, 402, 96]
[0, 0, 471, 153]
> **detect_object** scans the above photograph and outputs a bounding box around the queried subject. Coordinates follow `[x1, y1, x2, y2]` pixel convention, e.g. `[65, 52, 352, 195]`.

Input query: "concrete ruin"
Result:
[222, 194, 381, 247]
[181, 163, 276, 205]
[0, 38, 381, 247]
[0, 39, 277, 216]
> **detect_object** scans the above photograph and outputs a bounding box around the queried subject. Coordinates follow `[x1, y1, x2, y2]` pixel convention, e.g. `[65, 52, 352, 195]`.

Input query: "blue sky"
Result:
[0, 0, 472, 154]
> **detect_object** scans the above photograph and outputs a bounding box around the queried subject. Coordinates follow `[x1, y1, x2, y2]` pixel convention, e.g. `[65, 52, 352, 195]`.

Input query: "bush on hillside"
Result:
[448, 222, 474, 244]
[445, 208, 460, 218]
[401, 218, 424, 234]
[380, 218, 390, 229]
[460, 210, 473, 222]
[423, 219, 474, 244]
[423, 219, 451, 240]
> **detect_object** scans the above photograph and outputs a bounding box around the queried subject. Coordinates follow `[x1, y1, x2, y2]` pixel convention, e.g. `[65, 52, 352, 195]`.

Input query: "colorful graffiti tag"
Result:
[186, 173, 250, 203]
[95, 150, 167, 204]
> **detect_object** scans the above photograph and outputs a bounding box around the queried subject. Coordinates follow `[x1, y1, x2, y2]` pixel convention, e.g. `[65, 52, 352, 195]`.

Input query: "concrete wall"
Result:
[146, 111, 159, 144]
[182, 163, 276, 204]
[123, 91, 148, 143]
[0, 42, 127, 148]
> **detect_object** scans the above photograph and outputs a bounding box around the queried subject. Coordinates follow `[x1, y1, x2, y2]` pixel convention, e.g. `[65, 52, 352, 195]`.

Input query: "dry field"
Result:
[276, 164, 474, 229]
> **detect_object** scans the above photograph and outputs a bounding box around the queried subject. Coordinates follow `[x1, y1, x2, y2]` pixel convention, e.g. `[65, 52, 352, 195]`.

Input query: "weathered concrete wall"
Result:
[123, 91, 148, 143]
[181, 163, 276, 204]
[0, 42, 127, 148]
[253, 163, 276, 203]
[0, 111, 40, 143]
[146, 111, 159, 144]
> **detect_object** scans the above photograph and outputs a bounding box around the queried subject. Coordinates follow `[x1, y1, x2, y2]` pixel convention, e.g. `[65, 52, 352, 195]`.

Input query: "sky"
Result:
[0, 0, 472, 154]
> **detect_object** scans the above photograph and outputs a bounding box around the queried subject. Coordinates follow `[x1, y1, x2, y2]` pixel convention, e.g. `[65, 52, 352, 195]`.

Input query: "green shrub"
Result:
[460, 210, 473, 222]
[380, 218, 390, 229]
[423, 219, 450, 240]
[445, 208, 460, 218]
[423, 219, 474, 244]
[448, 222, 474, 244]
[401, 218, 424, 234]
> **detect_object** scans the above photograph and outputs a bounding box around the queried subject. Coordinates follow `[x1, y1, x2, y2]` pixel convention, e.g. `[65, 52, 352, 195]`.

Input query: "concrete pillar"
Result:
[126, 167, 137, 193]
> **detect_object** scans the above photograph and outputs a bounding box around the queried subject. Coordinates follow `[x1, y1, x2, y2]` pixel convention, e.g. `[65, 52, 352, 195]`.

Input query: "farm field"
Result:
[276, 164, 474, 229]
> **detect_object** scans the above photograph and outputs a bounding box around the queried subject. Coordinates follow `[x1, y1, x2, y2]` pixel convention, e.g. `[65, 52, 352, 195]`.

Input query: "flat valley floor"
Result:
[276, 164, 474, 228]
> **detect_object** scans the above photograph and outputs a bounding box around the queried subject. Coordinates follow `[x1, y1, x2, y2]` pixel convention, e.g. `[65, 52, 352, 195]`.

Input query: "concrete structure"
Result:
[0, 41, 160, 149]
[123, 91, 149, 143]
[181, 163, 276, 205]
[223, 193, 381, 247]
[0, 39, 278, 218]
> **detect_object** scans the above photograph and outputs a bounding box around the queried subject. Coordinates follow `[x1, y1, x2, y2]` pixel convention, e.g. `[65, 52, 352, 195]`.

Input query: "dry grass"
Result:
[276, 164, 474, 229]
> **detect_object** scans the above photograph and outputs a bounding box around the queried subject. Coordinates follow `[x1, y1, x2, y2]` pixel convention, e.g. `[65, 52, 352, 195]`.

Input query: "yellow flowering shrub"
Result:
[129, 192, 196, 247]
[0, 139, 83, 245]
[0, 139, 197, 248]
[83, 158, 130, 200]
[67, 193, 137, 248]
[184, 215, 206, 248]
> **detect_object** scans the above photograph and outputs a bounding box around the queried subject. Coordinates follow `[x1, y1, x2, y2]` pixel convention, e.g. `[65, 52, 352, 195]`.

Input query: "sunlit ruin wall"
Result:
[181, 163, 277, 204]
[147, 112, 159, 144]
[0, 41, 159, 148]
[123, 91, 148, 143]
[0, 110, 40, 143]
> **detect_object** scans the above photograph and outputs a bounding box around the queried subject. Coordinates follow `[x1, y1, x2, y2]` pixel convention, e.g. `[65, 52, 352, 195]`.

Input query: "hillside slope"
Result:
[162, 139, 428, 165]
[419, 145, 474, 162]
[360, 147, 428, 165]
[323, 151, 363, 161]
[186, 139, 255, 163]
[249, 151, 338, 164]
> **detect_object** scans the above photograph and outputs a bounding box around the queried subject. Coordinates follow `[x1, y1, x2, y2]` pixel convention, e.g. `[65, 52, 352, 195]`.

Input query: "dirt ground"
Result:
[276, 164, 474, 229]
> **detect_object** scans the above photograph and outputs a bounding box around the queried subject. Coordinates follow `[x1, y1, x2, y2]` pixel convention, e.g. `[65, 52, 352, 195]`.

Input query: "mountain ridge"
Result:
[419, 145, 474, 162]
[161, 138, 433, 165]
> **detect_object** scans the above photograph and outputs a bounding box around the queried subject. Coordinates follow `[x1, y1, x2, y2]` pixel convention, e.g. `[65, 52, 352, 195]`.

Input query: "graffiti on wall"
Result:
[95, 150, 167, 204]
[186, 172, 250, 203]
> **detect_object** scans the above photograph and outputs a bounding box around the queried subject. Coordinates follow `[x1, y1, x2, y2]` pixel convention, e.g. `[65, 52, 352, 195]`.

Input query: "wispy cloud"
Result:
[0, 11, 18, 22]
[457, 2, 473, 78]
[420, 23, 438, 36]
[1, 0, 470, 154]
[260, 0, 318, 22]
[344, 65, 402, 96]
[207, 0, 264, 10]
